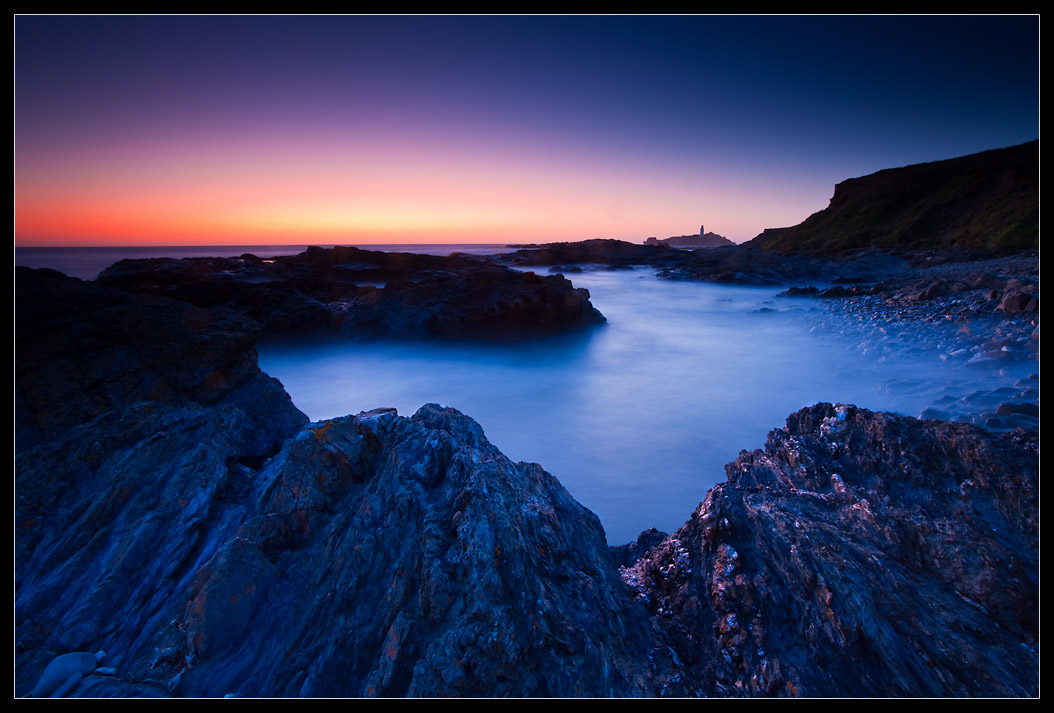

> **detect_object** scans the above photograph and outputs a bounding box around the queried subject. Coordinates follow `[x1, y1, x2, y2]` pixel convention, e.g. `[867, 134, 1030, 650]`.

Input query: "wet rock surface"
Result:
[16, 402, 660, 697]
[621, 403, 1038, 697]
[97, 245, 606, 341]
[785, 251, 1039, 433]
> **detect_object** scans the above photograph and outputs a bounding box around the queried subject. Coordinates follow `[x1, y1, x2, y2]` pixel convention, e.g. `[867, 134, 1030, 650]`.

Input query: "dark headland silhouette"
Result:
[748, 140, 1038, 254]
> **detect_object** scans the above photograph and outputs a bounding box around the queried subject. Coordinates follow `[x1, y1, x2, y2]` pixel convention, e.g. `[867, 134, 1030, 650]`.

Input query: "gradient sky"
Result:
[15, 14, 1040, 247]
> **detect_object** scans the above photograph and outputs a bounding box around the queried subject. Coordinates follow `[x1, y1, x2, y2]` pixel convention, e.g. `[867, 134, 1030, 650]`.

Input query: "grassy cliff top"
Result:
[748, 141, 1038, 254]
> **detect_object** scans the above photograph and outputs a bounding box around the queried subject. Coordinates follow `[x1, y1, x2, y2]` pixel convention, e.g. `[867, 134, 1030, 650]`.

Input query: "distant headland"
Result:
[643, 226, 735, 248]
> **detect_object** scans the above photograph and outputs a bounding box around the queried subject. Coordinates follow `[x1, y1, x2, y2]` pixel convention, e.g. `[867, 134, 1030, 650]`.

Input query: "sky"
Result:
[14, 14, 1040, 247]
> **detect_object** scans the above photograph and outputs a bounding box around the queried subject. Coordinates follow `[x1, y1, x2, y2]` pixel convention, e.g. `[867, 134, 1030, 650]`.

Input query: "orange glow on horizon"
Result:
[14, 119, 814, 248]
[14, 16, 1039, 251]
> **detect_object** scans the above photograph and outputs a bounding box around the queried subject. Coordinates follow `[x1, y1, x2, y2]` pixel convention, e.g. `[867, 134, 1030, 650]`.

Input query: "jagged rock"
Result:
[15, 267, 654, 697]
[623, 403, 1038, 697]
[16, 401, 662, 697]
[15, 266, 311, 696]
[999, 290, 1038, 313]
[609, 527, 669, 569]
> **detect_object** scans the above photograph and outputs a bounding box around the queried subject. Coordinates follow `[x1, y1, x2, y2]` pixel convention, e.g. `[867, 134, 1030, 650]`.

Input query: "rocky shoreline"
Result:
[14, 244, 1039, 697]
[785, 250, 1039, 432]
[497, 240, 1039, 434]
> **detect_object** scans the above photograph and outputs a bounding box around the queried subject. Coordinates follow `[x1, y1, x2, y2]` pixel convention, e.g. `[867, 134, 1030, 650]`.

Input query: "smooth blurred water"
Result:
[19, 245, 1032, 544]
[257, 268, 1036, 545]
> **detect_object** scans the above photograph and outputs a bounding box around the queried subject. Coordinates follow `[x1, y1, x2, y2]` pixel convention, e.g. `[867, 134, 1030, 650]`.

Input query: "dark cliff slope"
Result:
[747, 141, 1038, 254]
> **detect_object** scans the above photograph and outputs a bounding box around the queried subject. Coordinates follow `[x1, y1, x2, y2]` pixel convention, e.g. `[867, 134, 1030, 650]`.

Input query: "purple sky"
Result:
[15, 14, 1040, 246]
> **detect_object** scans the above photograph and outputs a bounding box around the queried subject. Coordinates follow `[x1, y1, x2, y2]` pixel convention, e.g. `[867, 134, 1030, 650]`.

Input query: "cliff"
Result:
[15, 267, 1038, 697]
[747, 141, 1038, 254]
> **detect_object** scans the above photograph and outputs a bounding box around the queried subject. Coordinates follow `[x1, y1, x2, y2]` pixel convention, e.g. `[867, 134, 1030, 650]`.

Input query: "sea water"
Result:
[255, 268, 1035, 544]
[17, 245, 1036, 544]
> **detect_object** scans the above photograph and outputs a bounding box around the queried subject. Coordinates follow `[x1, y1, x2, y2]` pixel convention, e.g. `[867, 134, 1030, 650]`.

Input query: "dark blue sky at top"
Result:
[15, 14, 1040, 242]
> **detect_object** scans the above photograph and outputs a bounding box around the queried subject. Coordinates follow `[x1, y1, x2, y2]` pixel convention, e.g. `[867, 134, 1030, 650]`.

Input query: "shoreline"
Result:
[14, 244, 1040, 697]
[802, 251, 1039, 432]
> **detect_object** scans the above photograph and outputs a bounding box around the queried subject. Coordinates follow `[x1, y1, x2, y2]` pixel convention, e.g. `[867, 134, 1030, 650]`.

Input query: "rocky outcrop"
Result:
[15, 268, 1039, 698]
[16, 402, 661, 697]
[15, 266, 656, 697]
[15, 266, 310, 695]
[622, 403, 1038, 697]
[97, 245, 605, 341]
[15, 266, 307, 454]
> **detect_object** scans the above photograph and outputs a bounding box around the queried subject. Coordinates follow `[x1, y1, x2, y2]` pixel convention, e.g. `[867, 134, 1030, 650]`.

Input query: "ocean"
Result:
[15, 244, 1036, 544]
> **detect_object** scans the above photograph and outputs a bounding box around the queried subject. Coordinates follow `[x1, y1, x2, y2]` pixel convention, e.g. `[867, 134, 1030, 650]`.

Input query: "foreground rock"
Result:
[97, 245, 606, 341]
[18, 404, 659, 697]
[15, 268, 1038, 697]
[623, 403, 1038, 697]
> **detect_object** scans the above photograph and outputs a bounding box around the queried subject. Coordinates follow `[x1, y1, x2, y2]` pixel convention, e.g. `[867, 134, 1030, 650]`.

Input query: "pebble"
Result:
[810, 252, 1038, 433]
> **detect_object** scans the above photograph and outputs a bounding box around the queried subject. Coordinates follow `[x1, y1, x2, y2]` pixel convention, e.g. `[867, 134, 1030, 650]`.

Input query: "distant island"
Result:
[644, 226, 735, 248]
